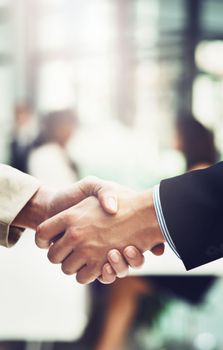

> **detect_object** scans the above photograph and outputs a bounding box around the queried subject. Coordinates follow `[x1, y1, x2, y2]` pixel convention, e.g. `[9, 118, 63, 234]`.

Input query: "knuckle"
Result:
[80, 176, 102, 195]
[36, 225, 44, 239]
[83, 176, 99, 190]
[63, 211, 74, 225]
[67, 228, 79, 244]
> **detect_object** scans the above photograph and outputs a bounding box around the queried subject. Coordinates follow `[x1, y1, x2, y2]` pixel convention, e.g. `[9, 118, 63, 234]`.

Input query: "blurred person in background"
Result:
[93, 115, 218, 350]
[175, 114, 218, 171]
[10, 103, 37, 173]
[27, 109, 85, 349]
[28, 109, 80, 185]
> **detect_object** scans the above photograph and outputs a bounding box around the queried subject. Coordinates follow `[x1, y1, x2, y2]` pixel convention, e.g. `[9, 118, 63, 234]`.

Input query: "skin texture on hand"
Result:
[12, 176, 119, 230]
[36, 186, 164, 284]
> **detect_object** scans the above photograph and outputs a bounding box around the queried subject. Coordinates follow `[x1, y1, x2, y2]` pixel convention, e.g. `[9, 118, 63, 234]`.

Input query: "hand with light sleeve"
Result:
[1, 167, 142, 283]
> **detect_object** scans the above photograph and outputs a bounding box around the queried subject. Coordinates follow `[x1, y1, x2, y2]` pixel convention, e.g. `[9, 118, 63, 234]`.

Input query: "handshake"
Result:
[13, 177, 165, 284]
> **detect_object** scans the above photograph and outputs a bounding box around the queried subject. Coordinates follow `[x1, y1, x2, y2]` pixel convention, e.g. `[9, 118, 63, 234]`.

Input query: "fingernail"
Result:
[107, 197, 118, 212]
[109, 251, 120, 263]
[106, 265, 113, 274]
[125, 247, 137, 259]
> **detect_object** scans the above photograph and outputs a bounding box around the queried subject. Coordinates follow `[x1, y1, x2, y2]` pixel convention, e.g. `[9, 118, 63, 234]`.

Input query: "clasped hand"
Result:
[35, 177, 165, 284]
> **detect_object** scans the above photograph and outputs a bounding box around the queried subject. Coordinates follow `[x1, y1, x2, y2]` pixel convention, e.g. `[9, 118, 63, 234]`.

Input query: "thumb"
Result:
[97, 191, 118, 215]
[78, 176, 119, 215]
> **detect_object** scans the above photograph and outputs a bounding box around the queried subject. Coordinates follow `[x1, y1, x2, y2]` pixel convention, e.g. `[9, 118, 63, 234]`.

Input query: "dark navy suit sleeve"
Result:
[159, 162, 223, 270]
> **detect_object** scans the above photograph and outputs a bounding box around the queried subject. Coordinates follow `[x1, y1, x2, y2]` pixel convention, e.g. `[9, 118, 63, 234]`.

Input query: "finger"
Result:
[47, 233, 74, 264]
[107, 249, 129, 278]
[123, 246, 145, 268]
[36, 212, 67, 249]
[151, 243, 165, 256]
[76, 262, 101, 284]
[61, 251, 86, 276]
[98, 263, 117, 284]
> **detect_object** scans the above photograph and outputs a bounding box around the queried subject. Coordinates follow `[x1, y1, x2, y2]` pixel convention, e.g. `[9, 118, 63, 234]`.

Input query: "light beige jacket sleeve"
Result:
[0, 164, 40, 247]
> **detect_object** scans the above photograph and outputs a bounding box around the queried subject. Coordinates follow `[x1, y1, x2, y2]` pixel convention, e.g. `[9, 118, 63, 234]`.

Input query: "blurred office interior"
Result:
[0, 0, 223, 349]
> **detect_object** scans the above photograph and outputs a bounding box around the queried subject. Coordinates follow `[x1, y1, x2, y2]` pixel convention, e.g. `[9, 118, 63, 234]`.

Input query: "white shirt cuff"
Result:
[153, 184, 181, 259]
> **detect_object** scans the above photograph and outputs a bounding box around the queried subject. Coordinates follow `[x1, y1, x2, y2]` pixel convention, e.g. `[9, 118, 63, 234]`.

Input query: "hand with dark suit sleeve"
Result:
[108, 162, 223, 276]
[97, 162, 223, 280]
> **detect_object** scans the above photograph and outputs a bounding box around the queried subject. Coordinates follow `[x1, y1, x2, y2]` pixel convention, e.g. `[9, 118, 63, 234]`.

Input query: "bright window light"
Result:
[196, 41, 223, 76]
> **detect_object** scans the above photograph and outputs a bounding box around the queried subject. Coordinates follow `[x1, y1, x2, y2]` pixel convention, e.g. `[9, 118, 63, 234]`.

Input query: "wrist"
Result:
[12, 185, 49, 230]
[134, 189, 165, 252]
